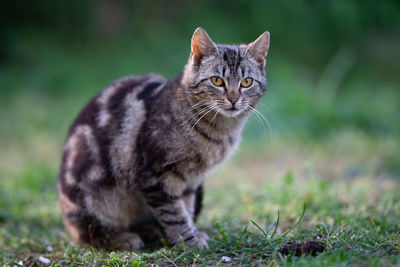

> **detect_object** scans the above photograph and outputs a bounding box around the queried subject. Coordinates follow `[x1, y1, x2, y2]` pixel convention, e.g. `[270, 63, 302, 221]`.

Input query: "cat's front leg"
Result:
[183, 185, 204, 221]
[140, 179, 209, 249]
[156, 199, 209, 249]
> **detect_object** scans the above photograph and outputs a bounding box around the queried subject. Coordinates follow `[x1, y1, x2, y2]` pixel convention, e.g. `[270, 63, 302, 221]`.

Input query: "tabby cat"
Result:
[58, 27, 270, 250]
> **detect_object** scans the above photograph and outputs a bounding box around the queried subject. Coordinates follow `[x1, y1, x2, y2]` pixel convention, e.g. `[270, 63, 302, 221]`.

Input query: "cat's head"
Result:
[182, 27, 270, 118]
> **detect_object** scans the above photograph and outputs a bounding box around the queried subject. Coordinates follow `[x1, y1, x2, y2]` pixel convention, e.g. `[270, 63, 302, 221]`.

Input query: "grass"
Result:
[1, 36, 400, 266]
[1, 127, 399, 266]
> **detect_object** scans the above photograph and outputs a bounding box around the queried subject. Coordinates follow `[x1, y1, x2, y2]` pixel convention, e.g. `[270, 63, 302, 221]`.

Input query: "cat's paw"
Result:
[186, 230, 210, 249]
[112, 232, 145, 250]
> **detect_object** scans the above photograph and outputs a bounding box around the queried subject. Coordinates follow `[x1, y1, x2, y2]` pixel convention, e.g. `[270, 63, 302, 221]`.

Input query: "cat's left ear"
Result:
[245, 31, 270, 67]
[190, 27, 217, 65]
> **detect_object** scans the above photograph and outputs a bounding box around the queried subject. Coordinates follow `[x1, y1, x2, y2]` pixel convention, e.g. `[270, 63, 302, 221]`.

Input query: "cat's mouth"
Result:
[219, 107, 243, 118]
[229, 106, 238, 111]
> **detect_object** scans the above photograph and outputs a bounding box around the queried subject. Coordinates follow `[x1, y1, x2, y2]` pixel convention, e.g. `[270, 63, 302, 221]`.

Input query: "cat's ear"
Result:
[245, 31, 270, 66]
[190, 27, 217, 65]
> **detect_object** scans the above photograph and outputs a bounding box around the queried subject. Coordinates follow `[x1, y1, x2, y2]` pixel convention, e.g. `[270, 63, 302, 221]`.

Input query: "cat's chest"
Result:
[176, 134, 239, 178]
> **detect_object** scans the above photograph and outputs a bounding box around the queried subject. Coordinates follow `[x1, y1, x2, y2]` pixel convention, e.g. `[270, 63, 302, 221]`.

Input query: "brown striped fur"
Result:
[58, 27, 270, 249]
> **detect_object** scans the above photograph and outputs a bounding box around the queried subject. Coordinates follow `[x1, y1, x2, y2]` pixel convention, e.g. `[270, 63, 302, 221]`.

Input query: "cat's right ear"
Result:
[245, 31, 270, 67]
[190, 27, 217, 65]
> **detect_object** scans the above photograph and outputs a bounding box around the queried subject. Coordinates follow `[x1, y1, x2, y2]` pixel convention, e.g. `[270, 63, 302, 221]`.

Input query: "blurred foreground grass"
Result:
[1, 34, 400, 265]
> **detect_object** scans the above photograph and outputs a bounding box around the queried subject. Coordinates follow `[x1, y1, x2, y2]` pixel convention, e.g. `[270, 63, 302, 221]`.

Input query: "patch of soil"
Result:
[22, 255, 38, 267]
[278, 240, 326, 256]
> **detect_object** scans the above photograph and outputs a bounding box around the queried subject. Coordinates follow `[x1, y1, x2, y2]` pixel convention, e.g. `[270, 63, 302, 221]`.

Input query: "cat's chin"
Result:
[218, 108, 244, 118]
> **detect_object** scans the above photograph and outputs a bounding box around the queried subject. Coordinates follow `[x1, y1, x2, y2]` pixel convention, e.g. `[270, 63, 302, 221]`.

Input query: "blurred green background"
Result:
[1, 0, 400, 263]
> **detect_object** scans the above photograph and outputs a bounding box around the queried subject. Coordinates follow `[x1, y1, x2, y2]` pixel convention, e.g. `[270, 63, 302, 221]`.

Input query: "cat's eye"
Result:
[211, 76, 224, 87]
[240, 77, 253, 88]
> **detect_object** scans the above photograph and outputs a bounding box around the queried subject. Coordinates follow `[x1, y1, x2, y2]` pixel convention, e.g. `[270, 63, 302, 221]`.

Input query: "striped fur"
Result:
[58, 27, 270, 250]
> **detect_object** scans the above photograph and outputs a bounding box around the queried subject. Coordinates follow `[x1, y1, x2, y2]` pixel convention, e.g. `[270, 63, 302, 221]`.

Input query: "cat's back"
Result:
[58, 74, 167, 194]
[68, 74, 167, 136]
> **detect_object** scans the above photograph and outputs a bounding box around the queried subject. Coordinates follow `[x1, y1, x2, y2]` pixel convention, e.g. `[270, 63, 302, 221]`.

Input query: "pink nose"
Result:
[228, 97, 238, 105]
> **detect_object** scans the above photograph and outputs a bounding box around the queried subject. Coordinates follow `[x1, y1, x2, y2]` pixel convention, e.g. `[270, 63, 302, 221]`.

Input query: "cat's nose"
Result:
[228, 97, 239, 105]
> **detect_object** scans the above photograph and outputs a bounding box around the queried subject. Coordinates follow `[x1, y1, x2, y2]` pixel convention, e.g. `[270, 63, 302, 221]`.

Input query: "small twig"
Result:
[160, 252, 178, 267]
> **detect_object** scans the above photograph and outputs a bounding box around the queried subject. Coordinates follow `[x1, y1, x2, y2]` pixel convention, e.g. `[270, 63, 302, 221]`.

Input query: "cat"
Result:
[58, 27, 270, 250]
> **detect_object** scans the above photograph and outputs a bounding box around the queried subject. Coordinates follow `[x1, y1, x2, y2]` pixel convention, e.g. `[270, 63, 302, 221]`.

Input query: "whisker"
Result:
[184, 103, 215, 129]
[209, 109, 220, 126]
[183, 105, 212, 127]
[247, 108, 266, 132]
[190, 105, 216, 132]
[257, 102, 272, 114]
[183, 101, 213, 121]
[183, 101, 209, 113]
[246, 105, 271, 133]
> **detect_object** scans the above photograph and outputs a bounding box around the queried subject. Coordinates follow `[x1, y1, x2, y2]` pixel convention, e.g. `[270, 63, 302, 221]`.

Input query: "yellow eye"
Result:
[240, 77, 253, 88]
[211, 76, 224, 87]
